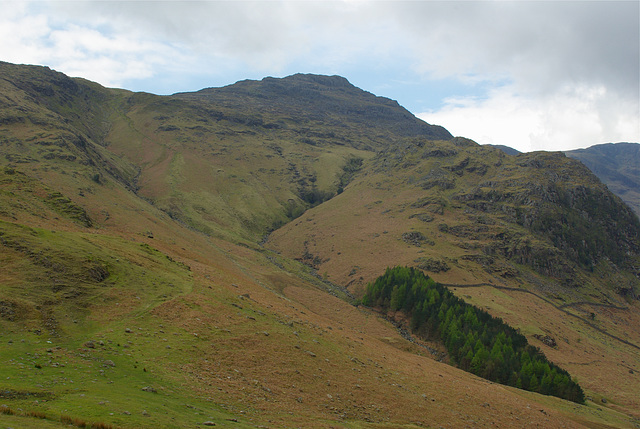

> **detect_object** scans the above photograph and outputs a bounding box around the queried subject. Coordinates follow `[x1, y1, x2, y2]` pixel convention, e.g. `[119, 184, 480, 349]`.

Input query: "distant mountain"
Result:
[1, 61, 639, 428]
[485, 144, 521, 155]
[565, 143, 640, 217]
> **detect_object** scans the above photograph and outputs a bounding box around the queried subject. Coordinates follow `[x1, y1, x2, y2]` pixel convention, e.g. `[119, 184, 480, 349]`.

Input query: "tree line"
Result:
[361, 266, 585, 403]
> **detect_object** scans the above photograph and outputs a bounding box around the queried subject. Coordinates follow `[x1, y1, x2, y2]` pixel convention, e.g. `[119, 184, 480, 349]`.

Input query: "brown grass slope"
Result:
[268, 137, 640, 422]
[0, 62, 638, 428]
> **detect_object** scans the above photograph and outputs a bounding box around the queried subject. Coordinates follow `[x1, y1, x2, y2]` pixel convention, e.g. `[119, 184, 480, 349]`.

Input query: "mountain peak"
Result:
[216, 72, 362, 100]
[268, 73, 353, 88]
[177, 72, 453, 141]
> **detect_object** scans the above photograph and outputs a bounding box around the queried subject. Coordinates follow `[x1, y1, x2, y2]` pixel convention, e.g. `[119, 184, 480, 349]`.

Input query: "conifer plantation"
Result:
[362, 267, 586, 404]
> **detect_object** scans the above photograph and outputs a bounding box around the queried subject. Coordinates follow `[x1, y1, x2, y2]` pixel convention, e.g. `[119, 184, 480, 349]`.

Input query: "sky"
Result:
[0, 1, 638, 152]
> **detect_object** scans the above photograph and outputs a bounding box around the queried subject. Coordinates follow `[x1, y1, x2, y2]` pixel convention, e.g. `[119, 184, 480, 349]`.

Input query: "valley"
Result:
[0, 61, 639, 428]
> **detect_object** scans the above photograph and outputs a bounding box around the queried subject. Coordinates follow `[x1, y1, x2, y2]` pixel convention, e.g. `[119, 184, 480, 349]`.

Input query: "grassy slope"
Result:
[268, 138, 640, 423]
[1, 63, 639, 428]
[104, 90, 377, 244]
[269, 140, 639, 292]
[4, 218, 634, 429]
[4, 178, 615, 428]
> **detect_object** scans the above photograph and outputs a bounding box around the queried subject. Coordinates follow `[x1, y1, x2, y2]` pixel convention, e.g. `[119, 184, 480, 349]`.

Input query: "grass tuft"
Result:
[61, 414, 87, 427]
[0, 405, 16, 415]
[91, 422, 115, 429]
[25, 409, 48, 419]
[60, 415, 115, 429]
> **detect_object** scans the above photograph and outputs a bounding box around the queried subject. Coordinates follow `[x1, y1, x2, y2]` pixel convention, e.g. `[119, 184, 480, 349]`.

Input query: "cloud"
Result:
[0, 2, 186, 88]
[0, 1, 637, 149]
[4, 1, 637, 94]
[391, 1, 640, 150]
[0, 3, 50, 65]
[48, 1, 329, 71]
[395, 1, 639, 95]
[418, 83, 639, 152]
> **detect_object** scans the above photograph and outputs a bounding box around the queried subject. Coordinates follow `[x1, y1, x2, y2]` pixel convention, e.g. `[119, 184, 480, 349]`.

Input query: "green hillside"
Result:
[1, 61, 639, 428]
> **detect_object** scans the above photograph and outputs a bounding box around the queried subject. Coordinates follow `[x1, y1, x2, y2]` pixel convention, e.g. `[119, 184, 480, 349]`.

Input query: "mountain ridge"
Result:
[175, 72, 453, 142]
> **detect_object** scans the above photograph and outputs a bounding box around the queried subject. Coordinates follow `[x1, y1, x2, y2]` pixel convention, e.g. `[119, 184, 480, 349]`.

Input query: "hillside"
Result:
[267, 140, 640, 419]
[269, 139, 639, 291]
[565, 143, 640, 218]
[1, 61, 639, 428]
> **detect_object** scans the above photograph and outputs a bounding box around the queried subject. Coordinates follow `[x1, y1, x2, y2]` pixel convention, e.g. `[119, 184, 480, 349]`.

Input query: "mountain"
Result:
[1, 61, 639, 428]
[177, 74, 452, 142]
[486, 144, 521, 156]
[565, 143, 640, 218]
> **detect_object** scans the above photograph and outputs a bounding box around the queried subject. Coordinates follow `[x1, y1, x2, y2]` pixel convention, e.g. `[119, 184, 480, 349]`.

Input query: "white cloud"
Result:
[418, 84, 639, 152]
[46, 24, 181, 87]
[0, 3, 50, 65]
[0, 2, 185, 88]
